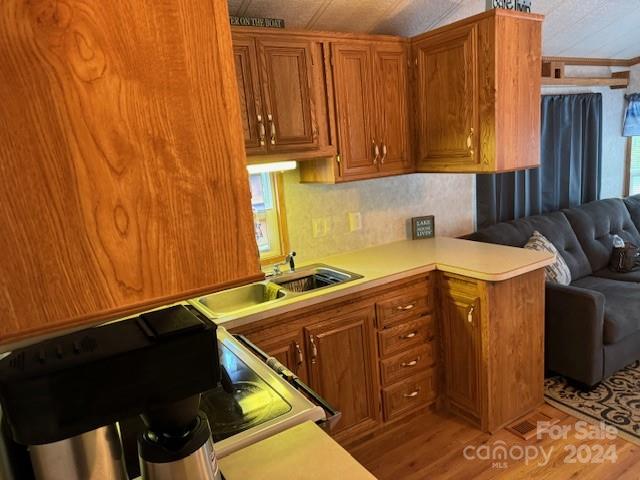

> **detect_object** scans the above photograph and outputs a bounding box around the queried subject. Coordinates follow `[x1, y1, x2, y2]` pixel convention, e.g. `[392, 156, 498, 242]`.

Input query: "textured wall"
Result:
[542, 66, 628, 199]
[282, 171, 475, 261]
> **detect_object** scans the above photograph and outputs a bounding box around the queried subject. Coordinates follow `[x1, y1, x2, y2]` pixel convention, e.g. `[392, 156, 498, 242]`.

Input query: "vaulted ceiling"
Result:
[228, 0, 640, 58]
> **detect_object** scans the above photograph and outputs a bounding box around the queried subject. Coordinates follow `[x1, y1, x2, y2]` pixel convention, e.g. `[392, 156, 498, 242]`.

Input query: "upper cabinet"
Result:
[232, 31, 336, 162]
[412, 10, 543, 173]
[300, 39, 412, 183]
[0, 0, 262, 344]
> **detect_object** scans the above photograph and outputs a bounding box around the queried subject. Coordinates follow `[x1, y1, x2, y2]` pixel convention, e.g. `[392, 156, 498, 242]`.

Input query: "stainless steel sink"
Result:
[194, 264, 362, 318]
[271, 264, 362, 293]
[196, 283, 288, 318]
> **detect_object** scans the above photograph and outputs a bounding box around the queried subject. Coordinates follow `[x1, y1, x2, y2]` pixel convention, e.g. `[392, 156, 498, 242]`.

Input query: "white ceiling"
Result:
[229, 0, 640, 58]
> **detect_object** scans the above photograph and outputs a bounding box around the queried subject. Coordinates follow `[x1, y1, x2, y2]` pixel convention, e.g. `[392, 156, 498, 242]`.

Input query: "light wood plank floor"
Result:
[349, 404, 640, 479]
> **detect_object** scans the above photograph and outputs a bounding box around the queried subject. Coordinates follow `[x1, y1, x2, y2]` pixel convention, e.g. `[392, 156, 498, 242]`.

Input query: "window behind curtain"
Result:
[629, 137, 640, 196]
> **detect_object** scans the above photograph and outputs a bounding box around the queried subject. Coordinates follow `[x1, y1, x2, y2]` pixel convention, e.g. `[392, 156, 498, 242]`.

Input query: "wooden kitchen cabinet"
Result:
[439, 287, 482, 418]
[304, 306, 380, 441]
[412, 9, 543, 173]
[231, 31, 337, 160]
[247, 328, 308, 383]
[300, 39, 411, 182]
[0, 0, 262, 344]
[373, 43, 412, 174]
[438, 270, 545, 432]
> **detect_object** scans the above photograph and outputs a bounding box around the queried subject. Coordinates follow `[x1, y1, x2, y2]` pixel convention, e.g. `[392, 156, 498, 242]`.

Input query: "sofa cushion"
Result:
[623, 194, 640, 231]
[524, 231, 571, 285]
[593, 267, 640, 283]
[563, 199, 640, 273]
[467, 211, 592, 280]
[571, 276, 640, 344]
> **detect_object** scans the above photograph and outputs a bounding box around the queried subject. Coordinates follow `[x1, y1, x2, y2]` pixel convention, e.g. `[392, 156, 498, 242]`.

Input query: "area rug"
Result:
[544, 361, 640, 445]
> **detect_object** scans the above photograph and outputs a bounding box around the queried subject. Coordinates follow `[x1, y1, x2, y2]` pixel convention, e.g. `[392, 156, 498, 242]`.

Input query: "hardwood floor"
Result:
[349, 404, 640, 479]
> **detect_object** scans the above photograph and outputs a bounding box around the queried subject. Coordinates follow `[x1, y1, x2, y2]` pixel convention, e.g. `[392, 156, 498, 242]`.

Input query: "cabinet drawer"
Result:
[380, 344, 435, 386]
[378, 315, 434, 358]
[382, 369, 437, 421]
[376, 288, 433, 328]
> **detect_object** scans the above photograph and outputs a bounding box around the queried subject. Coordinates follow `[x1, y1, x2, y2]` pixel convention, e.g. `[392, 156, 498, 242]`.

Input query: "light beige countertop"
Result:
[191, 237, 553, 330]
[219, 421, 375, 480]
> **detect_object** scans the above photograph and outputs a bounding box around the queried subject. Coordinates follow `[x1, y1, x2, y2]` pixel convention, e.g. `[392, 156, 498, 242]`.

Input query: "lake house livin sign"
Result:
[486, 0, 532, 12]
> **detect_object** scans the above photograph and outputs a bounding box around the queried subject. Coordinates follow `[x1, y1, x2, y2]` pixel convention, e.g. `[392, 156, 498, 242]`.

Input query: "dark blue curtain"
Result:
[476, 93, 602, 229]
[623, 93, 640, 136]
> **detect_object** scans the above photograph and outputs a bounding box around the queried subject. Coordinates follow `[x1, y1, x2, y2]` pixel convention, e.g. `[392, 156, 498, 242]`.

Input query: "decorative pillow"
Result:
[524, 230, 571, 285]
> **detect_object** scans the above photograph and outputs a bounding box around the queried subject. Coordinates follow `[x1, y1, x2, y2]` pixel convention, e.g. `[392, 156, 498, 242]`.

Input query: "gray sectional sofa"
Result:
[468, 196, 640, 387]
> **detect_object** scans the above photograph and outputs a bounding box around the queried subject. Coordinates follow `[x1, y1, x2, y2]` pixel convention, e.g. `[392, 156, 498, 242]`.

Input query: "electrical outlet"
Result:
[348, 212, 362, 232]
[323, 217, 331, 235]
[312, 218, 324, 238]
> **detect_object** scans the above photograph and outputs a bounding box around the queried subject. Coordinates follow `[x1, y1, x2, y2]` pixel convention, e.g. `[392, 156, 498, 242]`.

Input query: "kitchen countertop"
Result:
[219, 421, 375, 480]
[191, 237, 554, 330]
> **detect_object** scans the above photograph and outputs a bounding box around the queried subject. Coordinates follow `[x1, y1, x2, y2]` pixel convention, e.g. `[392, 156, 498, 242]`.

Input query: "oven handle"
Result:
[234, 335, 342, 432]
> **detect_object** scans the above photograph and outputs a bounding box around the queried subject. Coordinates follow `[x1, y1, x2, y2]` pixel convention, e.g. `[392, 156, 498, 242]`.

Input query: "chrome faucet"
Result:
[270, 251, 296, 276]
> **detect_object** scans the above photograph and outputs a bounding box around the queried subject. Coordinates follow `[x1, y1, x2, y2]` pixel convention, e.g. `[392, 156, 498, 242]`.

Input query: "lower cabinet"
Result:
[247, 328, 308, 383]
[304, 306, 380, 441]
[438, 270, 545, 432]
[235, 269, 545, 442]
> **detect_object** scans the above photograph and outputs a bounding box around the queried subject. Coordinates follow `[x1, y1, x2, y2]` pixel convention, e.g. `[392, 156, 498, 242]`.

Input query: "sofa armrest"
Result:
[545, 283, 605, 386]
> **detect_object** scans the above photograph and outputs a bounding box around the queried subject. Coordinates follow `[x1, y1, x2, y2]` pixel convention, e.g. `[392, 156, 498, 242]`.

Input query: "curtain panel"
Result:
[623, 93, 640, 137]
[476, 93, 602, 229]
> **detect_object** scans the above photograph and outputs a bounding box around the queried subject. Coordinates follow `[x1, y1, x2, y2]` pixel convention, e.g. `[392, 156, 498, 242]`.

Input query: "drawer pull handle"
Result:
[295, 342, 304, 367]
[404, 389, 420, 398]
[396, 303, 415, 311]
[401, 359, 418, 367]
[309, 335, 318, 364]
[400, 332, 417, 340]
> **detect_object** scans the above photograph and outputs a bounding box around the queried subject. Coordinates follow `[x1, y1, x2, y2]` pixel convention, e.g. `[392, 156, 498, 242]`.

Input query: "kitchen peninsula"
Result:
[191, 237, 554, 444]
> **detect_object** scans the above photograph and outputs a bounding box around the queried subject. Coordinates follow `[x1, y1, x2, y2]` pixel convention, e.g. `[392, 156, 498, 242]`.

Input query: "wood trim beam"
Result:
[543, 56, 640, 67]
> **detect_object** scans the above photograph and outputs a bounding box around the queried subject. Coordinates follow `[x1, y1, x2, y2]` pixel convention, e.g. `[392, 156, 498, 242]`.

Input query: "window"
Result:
[249, 172, 289, 264]
[628, 137, 640, 196]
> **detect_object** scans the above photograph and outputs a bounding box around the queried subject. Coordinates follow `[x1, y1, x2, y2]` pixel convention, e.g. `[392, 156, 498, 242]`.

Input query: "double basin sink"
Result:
[196, 264, 362, 318]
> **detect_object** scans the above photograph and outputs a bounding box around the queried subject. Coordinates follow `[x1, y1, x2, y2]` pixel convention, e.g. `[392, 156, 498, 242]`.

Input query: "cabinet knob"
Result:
[257, 114, 266, 146]
[295, 342, 304, 367]
[309, 335, 318, 364]
[268, 113, 276, 145]
[466, 128, 475, 156]
[401, 359, 419, 368]
[396, 303, 415, 311]
[467, 304, 475, 324]
[372, 140, 380, 165]
[403, 389, 420, 398]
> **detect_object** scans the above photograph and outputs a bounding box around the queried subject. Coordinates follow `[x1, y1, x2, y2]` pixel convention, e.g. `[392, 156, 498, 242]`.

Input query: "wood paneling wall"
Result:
[0, 0, 262, 344]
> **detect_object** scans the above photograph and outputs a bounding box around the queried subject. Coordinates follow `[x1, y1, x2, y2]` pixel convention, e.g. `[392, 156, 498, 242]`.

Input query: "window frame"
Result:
[251, 172, 290, 267]
[626, 136, 640, 196]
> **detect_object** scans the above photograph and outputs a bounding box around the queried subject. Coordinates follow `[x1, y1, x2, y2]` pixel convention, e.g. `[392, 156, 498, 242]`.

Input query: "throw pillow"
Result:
[524, 230, 571, 286]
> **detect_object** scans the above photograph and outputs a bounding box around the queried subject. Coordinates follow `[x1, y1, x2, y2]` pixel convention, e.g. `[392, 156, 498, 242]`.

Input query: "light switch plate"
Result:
[348, 212, 362, 232]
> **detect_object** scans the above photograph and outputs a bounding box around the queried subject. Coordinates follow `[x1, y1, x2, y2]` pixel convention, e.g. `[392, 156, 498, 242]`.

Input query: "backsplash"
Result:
[282, 170, 475, 262]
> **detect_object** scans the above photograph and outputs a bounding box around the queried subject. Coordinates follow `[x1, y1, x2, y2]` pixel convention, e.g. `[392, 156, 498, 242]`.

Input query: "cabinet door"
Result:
[0, 0, 262, 343]
[331, 44, 379, 179]
[232, 37, 266, 155]
[305, 306, 380, 440]
[373, 44, 411, 173]
[414, 23, 479, 170]
[248, 329, 308, 383]
[257, 38, 319, 153]
[439, 288, 481, 417]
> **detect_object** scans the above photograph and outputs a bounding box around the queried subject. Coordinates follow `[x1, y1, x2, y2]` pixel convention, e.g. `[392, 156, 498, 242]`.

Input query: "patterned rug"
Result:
[544, 361, 640, 445]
